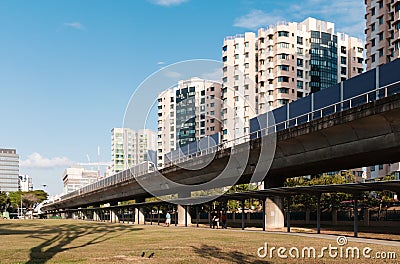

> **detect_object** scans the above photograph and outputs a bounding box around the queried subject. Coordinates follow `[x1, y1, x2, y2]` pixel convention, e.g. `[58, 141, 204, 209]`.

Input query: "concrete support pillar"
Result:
[262, 198, 266, 231]
[93, 211, 99, 221]
[110, 209, 116, 223]
[135, 207, 145, 224]
[264, 196, 284, 229]
[353, 195, 359, 238]
[286, 196, 291, 233]
[177, 204, 191, 227]
[241, 200, 245, 230]
[157, 206, 161, 225]
[305, 208, 310, 224]
[317, 194, 321, 234]
[364, 208, 370, 227]
[332, 208, 338, 225]
[61, 212, 66, 219]
[195, 205, 199, 228]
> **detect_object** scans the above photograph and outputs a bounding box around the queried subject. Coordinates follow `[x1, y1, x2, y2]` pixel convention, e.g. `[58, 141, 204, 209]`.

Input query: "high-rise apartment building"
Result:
[0, 148, 19, 192]
[62, 167, 98, 194]
[157, 77, 222, 168]
[222, 17, 364, 142]
[19, 174, 33, 192]
[365, 0, 400, 70]
[364, 0, 400, 180]
[111, 128, 157, 174]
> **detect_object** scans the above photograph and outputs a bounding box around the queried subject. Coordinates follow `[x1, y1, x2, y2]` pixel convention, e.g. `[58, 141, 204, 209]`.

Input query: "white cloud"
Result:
[63, 22, 85, 30]
[21, 153, 74, 169]
[157, 61, 166, 65]
[150, 0, 188, 6]
[164, 70, 182, 79]
[233, 1, 366, 39]
[233, 10, 285, 30]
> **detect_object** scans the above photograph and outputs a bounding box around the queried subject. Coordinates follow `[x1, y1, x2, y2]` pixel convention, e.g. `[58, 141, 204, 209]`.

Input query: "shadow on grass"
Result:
[0, 220, 142, 264]
[192, 244, 269, 264]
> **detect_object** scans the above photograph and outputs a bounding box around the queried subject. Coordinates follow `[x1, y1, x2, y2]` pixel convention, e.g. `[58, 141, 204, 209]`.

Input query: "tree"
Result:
[8, 191, 23, 209]
[0, 192, 9, 212]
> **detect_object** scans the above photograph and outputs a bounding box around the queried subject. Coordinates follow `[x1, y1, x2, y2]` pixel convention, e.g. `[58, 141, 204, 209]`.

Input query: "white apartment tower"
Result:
[111, 128, 157, 174]
[157, 78, 222, 168]
[222, 17, 364, 142]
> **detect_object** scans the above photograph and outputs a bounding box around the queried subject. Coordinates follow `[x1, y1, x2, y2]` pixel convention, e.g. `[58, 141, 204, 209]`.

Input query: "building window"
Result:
[297, 81, 303, 89]
[277, 53, 289, 60]
[340, 56, 346, 64]
[278, 88, 289, 94]
[341, 67, 347, 75]
[297, 58, 303, 67]
[378, 16, 383, 25]
[378, 32, 384, 41]
[222, 45, 227, 52]
[278, 99, 289, 105]
[297, 70, 303, 78]
[297, 36, 303, 45]
[278, 65, 289, 71]
[277, 42, 290, 49]
[378, 1, 383, 9]
[371, 23, 375, 31]
[278, 31, 289, 37]
[371, 38, 375, 47]
[222, 56, 227, 62]
[371, 54, 376, 62]
[371, 7, 375, 16]
[297, 47, 303, 55]
[277, 76, 289, 82]
[395, 41, 400, 51]
[235, 54, 239, 59]
[378, 48, 384, 57]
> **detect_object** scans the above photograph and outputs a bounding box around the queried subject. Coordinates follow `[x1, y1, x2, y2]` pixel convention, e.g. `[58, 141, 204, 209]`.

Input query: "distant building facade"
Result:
[157, 77, 222, 168]
[0, 148, 19, 192]
[111, 128, 157, 174]
[18, 174, 33, 192]
[62, 167, 98, 194]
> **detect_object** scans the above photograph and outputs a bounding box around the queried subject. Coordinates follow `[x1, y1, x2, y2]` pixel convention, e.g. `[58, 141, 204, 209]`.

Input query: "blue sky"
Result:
[0, 0, 365, 195]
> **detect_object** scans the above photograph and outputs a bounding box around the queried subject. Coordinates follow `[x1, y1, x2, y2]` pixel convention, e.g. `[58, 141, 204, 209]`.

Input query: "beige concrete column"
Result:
[264, 196, 284, 228]
[135, 207, 145, 224]
[177, 204, 191, 226]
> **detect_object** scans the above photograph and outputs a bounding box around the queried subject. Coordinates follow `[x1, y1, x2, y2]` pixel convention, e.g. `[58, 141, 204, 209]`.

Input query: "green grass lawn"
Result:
[0, 219, 398, 263]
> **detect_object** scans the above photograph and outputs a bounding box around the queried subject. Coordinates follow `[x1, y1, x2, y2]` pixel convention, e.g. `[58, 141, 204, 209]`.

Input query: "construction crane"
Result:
[77, 146, 111, 180]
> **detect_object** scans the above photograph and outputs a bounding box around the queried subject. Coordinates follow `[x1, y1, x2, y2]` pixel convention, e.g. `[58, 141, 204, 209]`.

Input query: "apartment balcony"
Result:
[394, 30, 400, 42]
[393, 11, 400, 22]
